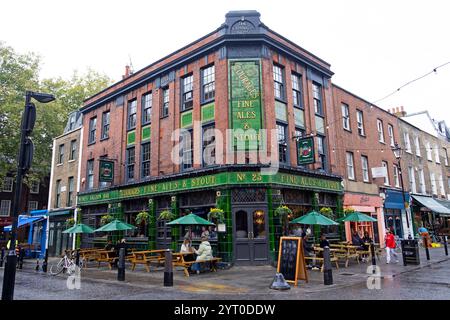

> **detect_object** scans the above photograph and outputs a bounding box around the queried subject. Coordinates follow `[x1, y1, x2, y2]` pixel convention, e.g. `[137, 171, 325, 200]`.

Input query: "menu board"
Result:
[277, 236, 308, 286]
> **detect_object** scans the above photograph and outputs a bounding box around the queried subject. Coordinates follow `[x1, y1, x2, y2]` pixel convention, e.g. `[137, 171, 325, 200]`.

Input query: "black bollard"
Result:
[42, 249, 48, 273]
[117, 248, 125, 281]
[164, 249, 173, 287]
[75, 249, 80, 267]
[35, 259, 40, 271]
[323, 247, 333, 285]
[18, 249, 25, 269]
[0, 247, 4, 268]
[444, 236, 448, 256]
[370, 243, 376, 273]
[424, 236, 430, 261]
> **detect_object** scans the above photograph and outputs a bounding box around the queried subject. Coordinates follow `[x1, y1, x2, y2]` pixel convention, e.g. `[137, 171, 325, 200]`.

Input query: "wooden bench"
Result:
[305, 247, 339, 272]
[172, 253, 222, 277]
[129, 249, 167, 272]
[330, 244, 360, 267]
[96, 250, 118, 270]
[79, 249, 106, 267]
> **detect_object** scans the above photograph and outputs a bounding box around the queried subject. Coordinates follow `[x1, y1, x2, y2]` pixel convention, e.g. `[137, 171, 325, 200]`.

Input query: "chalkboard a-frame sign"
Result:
[277, 236, 308, 286]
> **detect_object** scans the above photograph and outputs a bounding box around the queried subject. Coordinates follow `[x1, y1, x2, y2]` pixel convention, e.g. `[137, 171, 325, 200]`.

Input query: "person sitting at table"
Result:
[191, 235, 212, 274]
[361, 231, 373, 262]
[319, 234, 330, 248]
[104, 240, 114, 251]
[201, 226, 210, 239]
[302, 234, 318, 269]
[351, 229, 365, 249]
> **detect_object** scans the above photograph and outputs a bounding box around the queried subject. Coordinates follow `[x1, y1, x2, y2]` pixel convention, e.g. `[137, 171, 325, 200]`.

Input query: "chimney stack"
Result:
[392, 106, 407, 117]
[122, 65, 131, 79]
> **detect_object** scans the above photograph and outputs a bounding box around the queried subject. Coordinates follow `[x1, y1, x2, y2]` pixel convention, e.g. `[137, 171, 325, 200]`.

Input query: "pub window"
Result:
[181, 74, 194, 111]
[141, 142, 151, 179]
[312, 82, 323, 116]
[277, 123, 287, 164]
[142, 92, 152, 125]
[101, 111, 110, 139]
[126, 146, 135, 181]
[58, 144, 64, 164]
[88, 117, 97, 144]
[202, 124, 216, 167]
[161, 87, 169, 117]
[69, 139, 77, 161]
[291, 73, 302, 108]
[180, 129, 193, 171]
[201, 65, 215, 102]
[87, 159, 94, 190]
[273, 64, 285, 101]
[127, 99, 137, 130]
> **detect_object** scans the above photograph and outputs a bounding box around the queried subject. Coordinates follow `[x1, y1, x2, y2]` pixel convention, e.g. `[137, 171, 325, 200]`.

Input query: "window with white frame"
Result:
[273, 65, 285, 101]
[28, 201, 38, 212]
[30, 180, 39, 194]
[181, 74, 194, 111]
[356, 110, 365, 136]
[393, 164, 400, 187]
[2, 177, 13, 192]
[0, 200, 11, 216]
[142, 92, 152, 125]
[404, 132, 412, 153]
[434, 144, 440, 163]
[444, 148, 449, 166]
[342, 103, 350, 131]
[408, 166, 416, 194]
[361, 155, 369, 182]
[418, 169, 426, 194]
[201, 65, 215, 102]
[426, 142, 432, 161]
[388, 124, 395, 146]
[346, 152, 355, 180]
[377, 120, 385, 143]
[382, 161, 389, 185]
[430, 172, 437, 195]
[414, 136, 421, 157]
[438, 174, 445, 196]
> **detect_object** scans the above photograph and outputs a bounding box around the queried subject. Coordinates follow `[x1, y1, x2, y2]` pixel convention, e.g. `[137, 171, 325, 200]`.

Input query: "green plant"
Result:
[100, 214, 113, 226]
[135, 211, 151, 225]
[65, 217, 75, 228]
[274, 205, 292, 217]
[320, 207, 334, 219]
[158, 210, 176, 221]
[208, 208, 225, 223]
[344, 207, 355, 215]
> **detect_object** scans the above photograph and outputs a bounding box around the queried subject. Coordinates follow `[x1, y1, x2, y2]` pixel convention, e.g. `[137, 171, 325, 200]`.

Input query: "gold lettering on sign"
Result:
[234, 64, 259, 99]
[237, 173, 246, 182]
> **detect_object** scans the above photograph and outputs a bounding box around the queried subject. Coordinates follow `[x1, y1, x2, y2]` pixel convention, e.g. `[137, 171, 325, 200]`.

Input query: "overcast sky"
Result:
[1, 0, 449, 122]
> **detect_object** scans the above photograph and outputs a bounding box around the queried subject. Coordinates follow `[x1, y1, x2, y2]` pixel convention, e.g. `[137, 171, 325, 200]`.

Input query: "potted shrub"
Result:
[157, 210, 175, 221]
[100, 214, 113, 226]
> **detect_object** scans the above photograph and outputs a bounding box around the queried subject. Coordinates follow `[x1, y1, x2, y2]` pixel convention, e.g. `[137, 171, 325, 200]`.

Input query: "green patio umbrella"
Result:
[289, 210, 338, 226]
[94, 219, 136, 232]
[338, 211, 377, 222]
[166, 213, 214, 240]
[62, 223, 95, 234]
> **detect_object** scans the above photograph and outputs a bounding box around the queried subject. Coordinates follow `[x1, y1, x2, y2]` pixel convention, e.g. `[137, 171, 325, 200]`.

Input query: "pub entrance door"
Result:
[233, 207, 269, 264]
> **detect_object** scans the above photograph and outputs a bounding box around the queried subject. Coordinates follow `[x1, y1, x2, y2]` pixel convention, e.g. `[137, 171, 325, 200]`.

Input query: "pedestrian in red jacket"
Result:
[385, 230, 399, 264]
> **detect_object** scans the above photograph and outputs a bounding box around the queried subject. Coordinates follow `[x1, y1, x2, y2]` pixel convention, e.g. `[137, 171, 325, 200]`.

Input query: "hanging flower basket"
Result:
[274, 205, 292, 217]
[158, 210, 176, 221]
[135, 211, 151, 225]
[100, 214, 113, 226]
[208, 208, 225, 223]
[65, 217, 75, 228]
[320, 207, 334, 220]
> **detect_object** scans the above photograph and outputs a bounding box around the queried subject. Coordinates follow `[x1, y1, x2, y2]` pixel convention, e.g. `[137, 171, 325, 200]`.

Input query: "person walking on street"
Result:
[385, 230, 399, 264]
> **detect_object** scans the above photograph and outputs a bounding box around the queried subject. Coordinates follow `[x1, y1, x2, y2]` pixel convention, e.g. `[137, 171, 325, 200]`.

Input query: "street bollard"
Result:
[370, 243, 376, 272]
[75, 249, 80, 267]
[164, 249, 173, 287]
[42, 249, 48, 273]
[424, 236, 430, 261]
[323, 247, 333, 285]
[0, 247, 4, 268]
[117, 248, 125, 281]
[35, 259, 40, 271]
[444, 236, 448, 256]
[18, 249, 25, 269]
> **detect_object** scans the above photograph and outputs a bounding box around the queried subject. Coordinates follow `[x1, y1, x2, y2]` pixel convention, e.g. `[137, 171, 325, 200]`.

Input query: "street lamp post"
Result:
[392, 143, 413, 240]
[1, 91, 55, 300]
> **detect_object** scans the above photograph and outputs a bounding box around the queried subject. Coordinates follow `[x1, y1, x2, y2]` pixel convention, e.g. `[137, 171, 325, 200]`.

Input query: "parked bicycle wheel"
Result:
[49, 258, 66, 275]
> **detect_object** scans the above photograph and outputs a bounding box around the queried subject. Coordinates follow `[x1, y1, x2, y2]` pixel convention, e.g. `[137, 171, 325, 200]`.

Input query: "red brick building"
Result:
[77, 11, 344, 264]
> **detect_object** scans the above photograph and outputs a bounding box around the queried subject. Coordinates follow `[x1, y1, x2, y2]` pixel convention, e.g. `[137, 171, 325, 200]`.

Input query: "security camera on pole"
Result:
[1, 91, 55, 301]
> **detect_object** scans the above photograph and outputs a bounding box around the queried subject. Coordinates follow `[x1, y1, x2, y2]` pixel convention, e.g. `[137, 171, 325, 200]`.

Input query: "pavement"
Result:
[0, 246, 449, 300]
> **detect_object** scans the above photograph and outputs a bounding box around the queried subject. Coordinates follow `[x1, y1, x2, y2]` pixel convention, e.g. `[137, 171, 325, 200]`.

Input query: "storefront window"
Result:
[253, 210, 266, 239]
[236, 211, 248, 239]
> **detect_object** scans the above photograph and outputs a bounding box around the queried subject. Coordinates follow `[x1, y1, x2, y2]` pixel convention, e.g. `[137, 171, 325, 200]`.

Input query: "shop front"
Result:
[411, 195, 450, 239]
[343, 193, 385, 244]
[47, 209, 74, 257]
[77, 167, 343, 265]
[382, 189, 410, 239]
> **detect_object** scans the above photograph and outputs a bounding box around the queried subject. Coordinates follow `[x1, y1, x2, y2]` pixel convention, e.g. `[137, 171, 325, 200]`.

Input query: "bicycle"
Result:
[49, 250, 84, 276]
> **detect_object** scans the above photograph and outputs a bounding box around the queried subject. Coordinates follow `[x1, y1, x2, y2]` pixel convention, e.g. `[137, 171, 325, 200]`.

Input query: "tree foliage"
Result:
[0, 42, 112, 186]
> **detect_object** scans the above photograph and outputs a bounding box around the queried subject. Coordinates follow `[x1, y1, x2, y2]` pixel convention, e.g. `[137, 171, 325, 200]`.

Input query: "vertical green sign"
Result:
[99, 160, 114, 182]
[229, 60, 262, 150]
[297, 137, 315, 165]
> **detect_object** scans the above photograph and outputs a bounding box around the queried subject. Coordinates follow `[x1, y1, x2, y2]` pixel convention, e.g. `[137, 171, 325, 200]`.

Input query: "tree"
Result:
[0, 42, 112, 186]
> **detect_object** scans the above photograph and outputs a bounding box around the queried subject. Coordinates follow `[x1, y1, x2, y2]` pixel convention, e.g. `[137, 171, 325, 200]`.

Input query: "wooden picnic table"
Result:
[129, 249, 167, 272]
[306, 247, 340, 272]
[172, 252, 222, 277]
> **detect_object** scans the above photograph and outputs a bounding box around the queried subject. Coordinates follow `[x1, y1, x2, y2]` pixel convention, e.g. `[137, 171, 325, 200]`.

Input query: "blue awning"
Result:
[4, 215, 45, 232]
[384, 189, 410, 210]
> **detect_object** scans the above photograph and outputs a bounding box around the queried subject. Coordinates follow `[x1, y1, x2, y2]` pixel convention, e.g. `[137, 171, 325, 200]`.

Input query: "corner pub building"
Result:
[77, 11, 344, 265]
